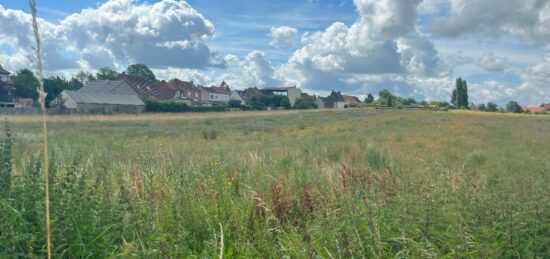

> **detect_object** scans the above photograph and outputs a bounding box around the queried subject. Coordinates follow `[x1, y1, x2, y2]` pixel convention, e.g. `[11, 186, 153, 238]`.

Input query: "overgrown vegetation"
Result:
[1, 110, 549, 257]
[144, 98, 226, 113]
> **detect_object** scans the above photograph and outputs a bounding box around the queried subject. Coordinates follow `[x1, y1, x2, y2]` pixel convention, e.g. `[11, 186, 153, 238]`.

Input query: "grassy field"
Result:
[1, 109, 549, 258]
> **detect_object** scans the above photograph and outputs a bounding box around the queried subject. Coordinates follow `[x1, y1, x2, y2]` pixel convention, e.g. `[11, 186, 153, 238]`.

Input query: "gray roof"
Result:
[79, 80, 135, 95]
[64, 90, 145, 106]
[0, 65, 10, 75]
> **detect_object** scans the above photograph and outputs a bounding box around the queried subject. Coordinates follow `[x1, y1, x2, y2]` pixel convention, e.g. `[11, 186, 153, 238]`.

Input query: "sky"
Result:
[0, 0, 549, 106]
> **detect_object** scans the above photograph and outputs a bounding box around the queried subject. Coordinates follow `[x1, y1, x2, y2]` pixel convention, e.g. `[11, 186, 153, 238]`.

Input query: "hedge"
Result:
[145, 99, 226, 113]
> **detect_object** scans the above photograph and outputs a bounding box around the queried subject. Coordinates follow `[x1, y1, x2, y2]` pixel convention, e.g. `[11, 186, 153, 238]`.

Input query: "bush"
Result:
[0, 121, 14, 196]
[201, 129, 219, 140]
[145, 98, 226, 113]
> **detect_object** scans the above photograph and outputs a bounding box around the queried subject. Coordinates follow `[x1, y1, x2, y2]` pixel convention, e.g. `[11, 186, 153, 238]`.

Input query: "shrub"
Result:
[0, 121, 14, 196]
[201, 129, 219, 140]
[145, 98, 226, 113]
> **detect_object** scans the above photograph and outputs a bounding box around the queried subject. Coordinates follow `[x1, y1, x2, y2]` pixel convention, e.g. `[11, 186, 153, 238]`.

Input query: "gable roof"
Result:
[204, 86, 230, 95]
[79, 80, 127, 94]
[542, 103, 550, 110]
[64, 90, 145, 106]
[117, 74, 157, 96]
[523, 106, 546, 113]
[343, 95, 360, 103]
[0, 65, 10, 75]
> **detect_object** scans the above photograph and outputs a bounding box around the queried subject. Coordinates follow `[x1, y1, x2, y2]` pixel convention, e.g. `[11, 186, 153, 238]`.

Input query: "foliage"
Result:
[145, 98, 226, 113]
[75, 71, 95, 85]
[0, 121, 13, 197]
[293, 96, 318, 109]
[506, 101, 523, 113]
[365, 93, 374, 104]
[11, 69, 39, 99]
[249, 94, 291, 110]
[126, 64, 157, 82]
[451, 77, 469, 108]
[478, 103, 486, 111]
[96, 67, 119, 80]
[43, 76, 82, 107]
[227, 100, 242, 109]
[486, 102, 498, 112]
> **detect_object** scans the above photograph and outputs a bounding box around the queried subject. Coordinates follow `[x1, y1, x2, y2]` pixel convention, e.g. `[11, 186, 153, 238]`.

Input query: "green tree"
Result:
[486, 102, 498, 112]
[294, 96, 318, 109]
[10, 69, 39, 99]
[96, 67, 119, 80]
[365, 93, 374, 104]
[506, 101, 523, 113]
[228, 100, 242, 109]
[478, 103, 486, 111]
[75, 71, 95, 85]
[452, 77, 469, 108]
[43, 76, 82, 107]
[126, 64, 156, 82]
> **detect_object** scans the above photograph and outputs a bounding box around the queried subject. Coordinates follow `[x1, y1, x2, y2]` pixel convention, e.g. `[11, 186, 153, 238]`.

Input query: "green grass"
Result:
[1, 109, 550, 258]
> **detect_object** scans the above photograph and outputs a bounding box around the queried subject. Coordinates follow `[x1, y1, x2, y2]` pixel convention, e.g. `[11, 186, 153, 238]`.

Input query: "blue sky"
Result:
[0, 0, 549, 105]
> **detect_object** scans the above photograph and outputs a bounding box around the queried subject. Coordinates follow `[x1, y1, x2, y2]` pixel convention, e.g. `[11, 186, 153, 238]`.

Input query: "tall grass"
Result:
[1, 110, 549, 257]
[30, 1, 52, 257]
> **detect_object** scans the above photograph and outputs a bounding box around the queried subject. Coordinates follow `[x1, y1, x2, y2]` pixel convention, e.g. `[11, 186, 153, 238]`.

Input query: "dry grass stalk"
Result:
[271, 182, 290, 222]
[29, 1, 51, 258]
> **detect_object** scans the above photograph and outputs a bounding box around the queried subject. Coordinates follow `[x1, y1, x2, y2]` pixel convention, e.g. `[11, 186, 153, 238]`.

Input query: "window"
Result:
[175, 90, 181, 98]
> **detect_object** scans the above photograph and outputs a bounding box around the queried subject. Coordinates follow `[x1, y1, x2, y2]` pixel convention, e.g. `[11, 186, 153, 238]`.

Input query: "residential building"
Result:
[523, 106, 546, 113]
[259, 86, 302, 106]
[154, 79, 202, 105]
[342, 95, 361, 105]
[202, 85, 231, 104]
[61, 80, 145, 113]
[0, 65, 15, 104]
[322, 91, 349, 109]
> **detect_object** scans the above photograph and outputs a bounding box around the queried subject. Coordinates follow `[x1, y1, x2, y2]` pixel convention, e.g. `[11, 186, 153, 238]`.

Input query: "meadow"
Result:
[1, 109, 549, 258]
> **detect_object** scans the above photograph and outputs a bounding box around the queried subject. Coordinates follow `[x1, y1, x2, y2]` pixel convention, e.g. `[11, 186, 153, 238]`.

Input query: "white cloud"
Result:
[479, 52, 507, 72]
[519, 53, 550, 104]
[431, 0, 550, 48]
[268, 26, 298, 47]
[242, 50, 282, 87]
[0, 0, 222, 73]
[282, 0, 448, 96]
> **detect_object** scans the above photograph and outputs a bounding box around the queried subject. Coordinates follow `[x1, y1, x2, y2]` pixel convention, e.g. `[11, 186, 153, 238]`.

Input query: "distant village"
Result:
[1, 64, 549, 115]
[0, 64, 363, 114]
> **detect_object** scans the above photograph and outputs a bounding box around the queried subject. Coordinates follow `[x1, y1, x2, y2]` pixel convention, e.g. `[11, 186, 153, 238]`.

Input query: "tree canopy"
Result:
[10, 69, 39, 99]
[452, 78, 469, 108]
[506, 101, 523, 113]
[126, 64, 156, 82]
[96, 67, 119, 80]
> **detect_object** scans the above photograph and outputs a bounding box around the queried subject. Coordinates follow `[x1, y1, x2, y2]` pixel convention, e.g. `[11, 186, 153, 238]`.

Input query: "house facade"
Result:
[202, 85, 231, 104]
[322, 91, 349, 109]
[0, 65, 15, 104]
[61, 80, 145, 113]
[154, 79, 202, 104]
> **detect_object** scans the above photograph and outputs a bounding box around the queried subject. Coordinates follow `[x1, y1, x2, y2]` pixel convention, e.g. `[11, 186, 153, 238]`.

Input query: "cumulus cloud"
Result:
[446, 51, 473, 68]
[268, 26, 298, 47]
[242, 50, 282, 87]
[430, 0, 550, 48]
[479, 52, 507, 72]
[0, 0, 222, 73]
[283, 0, 448, 97]
[519, 53, 550, 104]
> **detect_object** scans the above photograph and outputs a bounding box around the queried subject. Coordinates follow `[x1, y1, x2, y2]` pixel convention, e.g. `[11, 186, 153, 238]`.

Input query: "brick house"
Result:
[153, 79, 202, 103]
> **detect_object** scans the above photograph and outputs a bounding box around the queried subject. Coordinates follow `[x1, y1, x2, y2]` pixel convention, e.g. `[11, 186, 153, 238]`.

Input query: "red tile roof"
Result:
[523, 106, 545, 113]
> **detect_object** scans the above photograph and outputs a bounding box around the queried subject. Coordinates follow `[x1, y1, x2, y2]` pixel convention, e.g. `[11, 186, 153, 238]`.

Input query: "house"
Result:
[315, 96, 325, 109]
[342, 95, 361, 105]
[61, 80, 145, 113]
[154, 79, 202, 105]
[0, 65, 15, 104]
[523, 106, 546, 113]
[237, 87, 262, 104]
[259, 86, 302, 106]
[541, 103, 550, 111]
[229, 91, 245, 105]
[202, 85, 231, 104]
[323, 91, 349, 109]
[117, 74, 157, 97]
